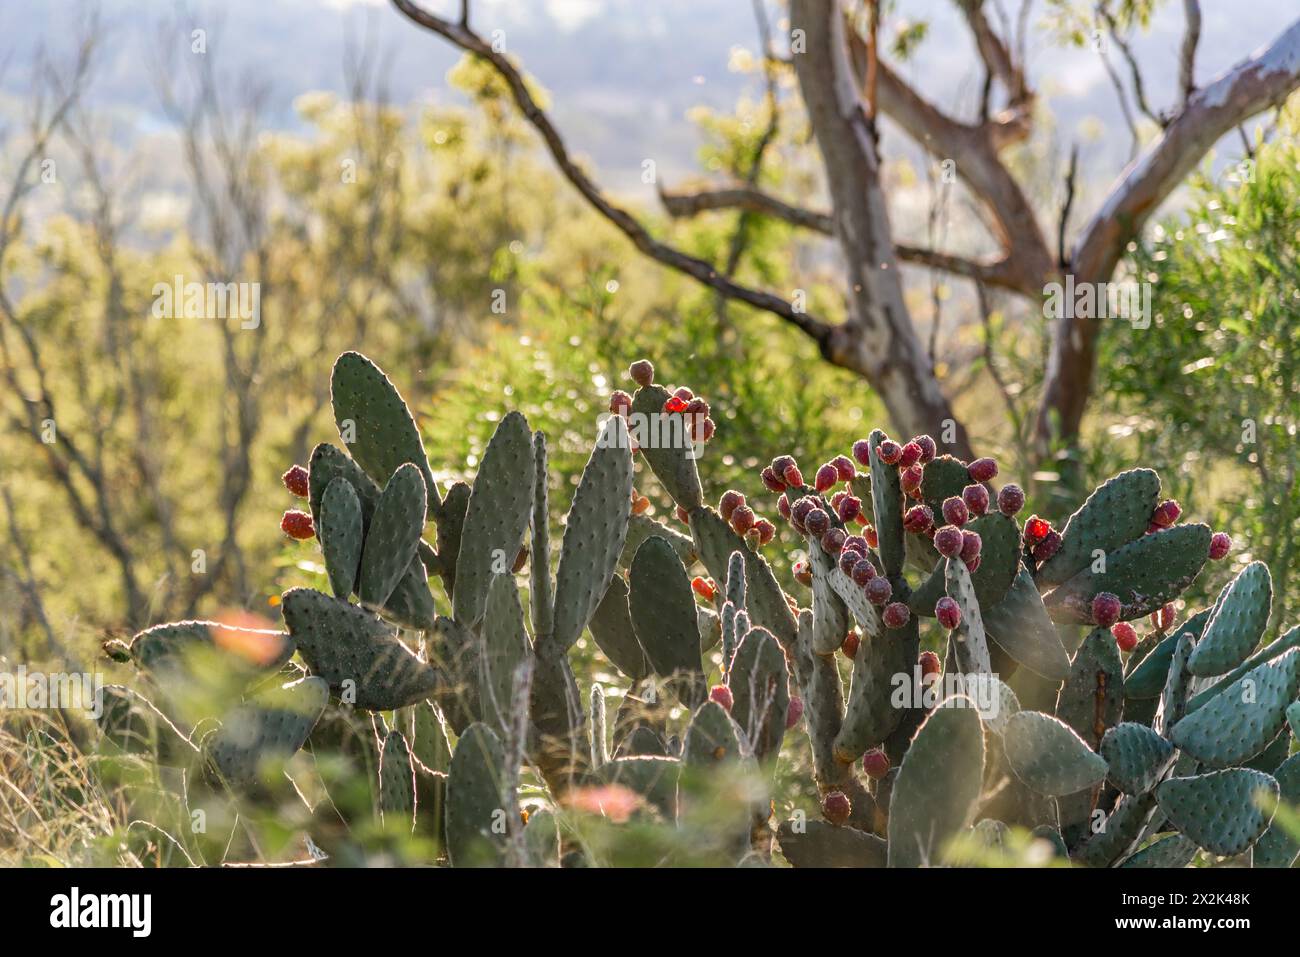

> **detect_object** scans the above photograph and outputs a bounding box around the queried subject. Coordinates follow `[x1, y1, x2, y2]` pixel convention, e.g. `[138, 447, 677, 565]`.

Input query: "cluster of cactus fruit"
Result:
[96, 352, 1300, 867]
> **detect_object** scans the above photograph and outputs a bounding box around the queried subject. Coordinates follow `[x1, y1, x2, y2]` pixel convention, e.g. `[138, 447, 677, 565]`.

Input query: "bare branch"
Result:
[390, 0, 834, 353]
[1179, 0, 1201, 106]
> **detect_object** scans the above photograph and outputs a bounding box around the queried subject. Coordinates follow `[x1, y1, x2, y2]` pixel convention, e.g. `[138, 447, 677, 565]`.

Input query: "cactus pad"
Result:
[446, 722, 511, 867]
[980, 568, 1071, 680]
[358, 463, 428, 610]
[628, 536, 706, 706]
[1002, 710, 1109, 796]
[1155, 768, 1279, 856]
[629, 385, 703, 510]
[1188, 561, 1272, 677]
[208, 676, 328, 791]
[727, 627, 789, 761]
[1037, 468, 1160, 586]
[1100, 722, 1175, 794]
[587, 575, 651, 681]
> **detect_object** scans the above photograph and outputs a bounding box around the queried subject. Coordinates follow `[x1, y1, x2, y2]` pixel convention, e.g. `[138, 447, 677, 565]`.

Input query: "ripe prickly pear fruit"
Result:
[1209, 532, 1231, 560]
[692, 577, 717, 601]
[761, 466, 786, 493]
[851, 558, 877, 586]
[961, 483, 989, 517]
[805, 508, 831, 537]
[935, 596, 961, 630]
[883, 602, 910, 628]
[793, 560, 813, 587]
[877, 440, 902, 466]
[609, 390, 632, 417]
[720, 490, 745, 523]
[898, 442, 923, 469]
[664, 394, 689, 414]
[919, 650, 942, 681]
[1151, 499, 1181, 528]
[629, 360, 655, 387]
[280, 509, 315, 540]
[842, 535, 867, 555]
[776, 494, 792, 523]
[934, 525, 964, 558]
[1092, 591, 1122, 627]
[709, 685, 734, 711]
[997, 483, 1025, 516]
[786, 696, 804, 729]
[913, 434, 937, 463]
[959, 530, 982, 562]
[1023, 514, 1051, 545]
[676, 504, 691, 525]
[852, 439, 873, 467]
[941, 496, 969, 527]
[822, 790, 851, 826]
[865, 576, 892, 606]
[1032, 529, 1062, 562]
[862, 748, 890, 780]
[1150, 603, 1175, 631]
[820, 528, 847, 555]
[753, 518, 776, 546]
[902, 504, 933, 534]
[836, 495, 862, 524]
[1111, 621, 1138, 652]
[841, 630, 860, 660]
[968, 457, 998, 483]
[900, 464, 924, 495]
[814, 463, 839, 493]
[831, 455, 856, 482]
[731, 505, 756, 536]
[282, 465, 310, 498]
[864, 524, 879, 549]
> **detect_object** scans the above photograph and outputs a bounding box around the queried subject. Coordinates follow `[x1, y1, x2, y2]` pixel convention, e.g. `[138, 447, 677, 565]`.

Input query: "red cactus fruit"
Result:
[631, 493, 651, 516]
[960, 530, 982, 562]
[864, 525, 879, 549]
[1209, 532, 1231, 560]
[968, 457, 999, 483]
[841, 630, 860, 660]
[782, 463, 805, 488]
[776, 494, 792, 523]
[663, 395, 689, 414]
[1150, 604, 1176, 631]
[935, 596, 962, 630]
[831, 455, 856, 482]
[282, 465, 310, 498]
[941, 496, 969, 527]
[719, 490, 745, 522]
[1092, 591, 1122, 627]
[793, 560, 813, 587]
[692, 576, 717, 601]
[1023, 515, 1051, 545]
[862, 748, 890, 780]
[731, 505, 756, 536]
[898, 442, 923, 469]
[280, 509, 315, 541]
[839, 550, 861, 576]
[843, 535, 867, 555]
[805, 508, 831, 537]
[709, 684, 734, 711]
[754, 518, 776, 546]
[964, 555, 982, 574]
[609, 390, 632, 417]
[821, 528, 847, 555]
[883, 602, 910, 628]
[761, 466, 786, 493]
[676, 505, 691, 525]
[865, 577, 892, 606]
[903, 504, 934, 534]
[834, 495, 860, 524]
[629, 359, 654, 387]
[997, 484, 1025, 516]
[934, 525, 964, 558]
[851, 558, 877, 586]
[899, 465, 924, 494]
[822, 790, 851, 826]
[877, 440, 903, 466]
[791, 496, 816, 533]
[815, 463, 839, 493]
[962, 483, 990, 517]
[1032, 529, 1062, 563]
[913, 434, 937, 463]
[919, 650, 942, 681]
[1112, 621, 1138, 652]
[1151, 499, 1181, 528]
[852, 439, 874, 467]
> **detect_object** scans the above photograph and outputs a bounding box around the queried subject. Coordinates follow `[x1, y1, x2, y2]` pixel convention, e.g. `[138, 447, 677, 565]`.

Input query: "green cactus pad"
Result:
[910, 513, 1020, 614]
[943, 557, 993, 676]
[587, 575, 650, 680]
[629, 385, 703, 510]
[452, 411, 536, 628]
[1055, 628, 1124, 750]
[1124, 607, 1211, 698]
[1100, 722, 1175, 794]
[358, 463, 428, 610]
[1072, 790, 1159, 867]
[319, 478, 364, 598]
[620, 513, 696, 569]
[428, 616, 482, 734]
[1118, 833, 1198, 868]
[208, 676, 328, 791]
[308, 442, 379, 528]
[980, 568, 1072, 680]
[776, 820, 887, 868]
[409, 701, 451, 773]
[1253, 752, 1300, 868]
[434, 481, 471, 598]
[834, 625, 906, 762]
[887, 697, 986, 867]
[808, 537, 850, 654]
[628, 536, 705, 706]
[330, 351, 438, 514]
[529, 431, 554, 640]
[727, 627, 789, 761]
[280, 588, 441, 710]
[1043, 524, 1211, 624]
[379, 729, 416, 831]
[1037, 469, 1161, 586]
[958, 672, 1020, 735]
[595, 755, 681, 820]
[918, 455, 970, 519]
[868, 430, 905, 577]
[1187, 561, 1272, 677]
[1154, 632, 1196, 736]
[446, 722, 511, 867]
[378, 558, 437, 631]
[1288, 700, 1300, 739]
[480, 573, 533, 738]
[1002, 710, 1109, 796]
[1169, 649, 1300, 768]
[523, 808, 560, 867]
[690, 507, 797, 647]
[1184, 624, 1300, 714]
[1155, 768, 1279, 857]
[824, 561, 883, 641]
[553, 414, 634, 650]
[682, 700, 745, 766]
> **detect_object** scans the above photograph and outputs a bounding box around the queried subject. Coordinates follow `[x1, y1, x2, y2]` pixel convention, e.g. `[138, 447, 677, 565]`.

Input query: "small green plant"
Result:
[102, 353, 1300, 867]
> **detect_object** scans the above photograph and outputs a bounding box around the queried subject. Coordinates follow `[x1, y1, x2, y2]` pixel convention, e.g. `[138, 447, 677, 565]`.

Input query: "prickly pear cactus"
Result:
[104, 353, 1297, 868]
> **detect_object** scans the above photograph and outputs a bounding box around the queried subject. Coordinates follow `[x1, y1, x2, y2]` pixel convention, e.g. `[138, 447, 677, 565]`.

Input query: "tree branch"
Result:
[390, 0, 834, 354]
